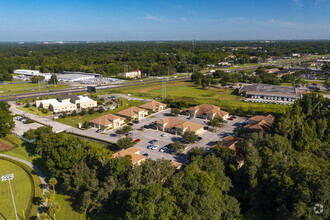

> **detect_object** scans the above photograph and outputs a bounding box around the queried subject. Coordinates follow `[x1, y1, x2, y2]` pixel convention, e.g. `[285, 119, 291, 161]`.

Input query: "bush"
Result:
[80, 109, 87, 116]
[88, 108, 95, 114]
[98, 106, 105, 113]
[71, 110, 77, 116]
[82, 121, 90, 129]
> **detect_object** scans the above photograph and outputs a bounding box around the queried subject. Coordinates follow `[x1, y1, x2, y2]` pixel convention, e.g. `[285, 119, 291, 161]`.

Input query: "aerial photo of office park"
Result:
[0, 1, 329, 220]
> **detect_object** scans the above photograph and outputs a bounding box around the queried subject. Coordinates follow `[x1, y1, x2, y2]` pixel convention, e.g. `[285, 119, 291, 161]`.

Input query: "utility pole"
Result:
[1, 173, 18, 220]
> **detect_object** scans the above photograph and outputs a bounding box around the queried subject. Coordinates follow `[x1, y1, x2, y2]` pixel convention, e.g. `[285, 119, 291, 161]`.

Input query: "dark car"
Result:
[203, 126, 208, 130]
[142, 153, 149, 157]
[127, 123, 134, 126]
[133, 120, 141, 124]
[144, 125, 150, 129]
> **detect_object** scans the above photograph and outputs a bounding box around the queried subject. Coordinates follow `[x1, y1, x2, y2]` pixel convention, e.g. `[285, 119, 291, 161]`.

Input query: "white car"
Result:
[159, 146, 168, 152]
[161, 133, 168, 137]
[151, 145, 159, 150]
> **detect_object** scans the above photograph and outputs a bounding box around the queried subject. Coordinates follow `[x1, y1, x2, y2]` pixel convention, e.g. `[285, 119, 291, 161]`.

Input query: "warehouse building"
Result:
[239, 84, 308, 104]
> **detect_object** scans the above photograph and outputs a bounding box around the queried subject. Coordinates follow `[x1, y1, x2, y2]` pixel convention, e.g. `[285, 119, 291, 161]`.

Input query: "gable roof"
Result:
[244, 114, 275, 133]
[156, 117, 203, 132]
[117, 106, 147, 118]
[90, 114, 125, 126]
[139, 100, 166, 111]
[57, 94, 79, 102]
[112, 147, 146, 164]
[187, 104, 220, 115]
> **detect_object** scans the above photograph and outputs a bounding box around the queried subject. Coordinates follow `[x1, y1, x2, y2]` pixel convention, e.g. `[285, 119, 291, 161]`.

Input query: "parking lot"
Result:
[87, 108, 247, 163]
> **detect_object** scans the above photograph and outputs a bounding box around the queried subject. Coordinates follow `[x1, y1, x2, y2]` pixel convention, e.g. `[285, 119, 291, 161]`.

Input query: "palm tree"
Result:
[49, 177, 58, 195]
[48, 202, 60, 220]
[43, 191, 55, 204]
[39, 212, 51, 220]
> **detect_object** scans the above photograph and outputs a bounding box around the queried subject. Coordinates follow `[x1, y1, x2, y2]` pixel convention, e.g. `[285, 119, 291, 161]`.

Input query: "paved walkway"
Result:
[0, 154, 48, 216]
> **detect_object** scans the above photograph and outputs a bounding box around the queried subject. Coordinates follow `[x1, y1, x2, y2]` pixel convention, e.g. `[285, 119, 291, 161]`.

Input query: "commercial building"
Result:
[14, 69, 52, 80]
[90, 114, 125, 130]
[112, 147, 146, 165]
[155, 117, 204, 136]
[187, 104, 229, 120]
[117, 106, 148, 121]
[139, 101, 167, 112]
[35, 94, 97, 113]
[119, 70, 142, 78]
[243, 114, 275, 133]
[239, 84, 306, 104]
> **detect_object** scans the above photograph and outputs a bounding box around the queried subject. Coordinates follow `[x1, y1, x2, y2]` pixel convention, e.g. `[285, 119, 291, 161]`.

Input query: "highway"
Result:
[0, 76, 190, 102]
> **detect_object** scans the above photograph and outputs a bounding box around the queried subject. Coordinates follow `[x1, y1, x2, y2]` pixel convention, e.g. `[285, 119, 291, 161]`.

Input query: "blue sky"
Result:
[0, 0, 329, 41]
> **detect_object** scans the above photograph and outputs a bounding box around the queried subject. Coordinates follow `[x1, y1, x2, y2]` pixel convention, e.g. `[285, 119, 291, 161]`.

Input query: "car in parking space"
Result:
[143, 153, 149, 157]
[161, 133, 169, 137]
[151, 145, 159, 150]
[110, 133, 117, 137]
[203, 126, 209, 130]
[134, 138, 141, 143]
[127, 123, 134, 126]
[143, 125, 150, 129]
[126, 132, 133, 136]
[206, 146, 210, 152]
[227, 118, 234, 120]
[231, 115, 237, 119]
[159, 146, 168, 152]
[134, 120, 141, 124]
[149, 139, 158, 144]
[96, 129, 102, 133]
[147, 145, 153, 149]
[225, 120, 229, 123]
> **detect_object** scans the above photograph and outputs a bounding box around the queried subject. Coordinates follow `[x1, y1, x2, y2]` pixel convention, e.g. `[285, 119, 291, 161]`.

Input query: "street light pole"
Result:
[1, 173, 18, 220]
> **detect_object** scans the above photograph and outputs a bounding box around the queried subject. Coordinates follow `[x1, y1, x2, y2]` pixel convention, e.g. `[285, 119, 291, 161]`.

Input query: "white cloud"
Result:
[144, 14, 165, 22]
[292, 0, 304, 7]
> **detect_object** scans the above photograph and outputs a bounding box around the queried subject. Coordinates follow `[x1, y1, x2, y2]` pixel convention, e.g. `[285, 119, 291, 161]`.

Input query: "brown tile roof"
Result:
[117, 106, 147, 118]
[244, 114, 275, 133]
[222, 136, 243, 151]
[90, 114, 125, 126]
[112, 147, 146, 164]
[188, 104, 219, 115]
[156, 117, 203, 132]
[139, 100, 166, 111]
[170, 160, 183, 169]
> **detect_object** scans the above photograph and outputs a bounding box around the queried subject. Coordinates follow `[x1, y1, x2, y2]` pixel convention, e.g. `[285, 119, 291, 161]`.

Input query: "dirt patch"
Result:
[0, 140, 14, 151]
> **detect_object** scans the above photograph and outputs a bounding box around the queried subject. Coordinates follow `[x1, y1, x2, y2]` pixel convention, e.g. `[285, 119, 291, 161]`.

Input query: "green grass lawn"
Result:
[0, 159, 33, 220]
[56, 98, 144, 127]
[104, 81, 289, 115]
[19, 106, 53, 116]
[0, 83, 70, 97]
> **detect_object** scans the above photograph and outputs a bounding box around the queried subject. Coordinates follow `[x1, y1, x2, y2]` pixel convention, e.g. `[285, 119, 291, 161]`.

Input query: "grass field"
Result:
[104, 81, 289, 115]
[0, 159, 33, 220]
[19, 106, 54, 116]
[0, 83, 70, 96]
[56, 98, 144, 127]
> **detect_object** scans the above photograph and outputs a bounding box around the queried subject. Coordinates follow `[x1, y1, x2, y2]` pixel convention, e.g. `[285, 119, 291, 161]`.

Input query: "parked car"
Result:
[149, 139, 158, 144]
[96, 129, 102, 133]
[133, 120, 140, 124]
[151, 145, 159, 150]
[206, 146, 210, 152]
[203, 126, 209, 130]
[126, 132, 133, 136]
[143, 125, 150, 129]
[134, 138, 141, 143]
[161, 133, 168, 137]
[143, 153, 149, 157]
[147, 145, 153, 149]
[225, 120, 229, 123]
[110, 133, 117, 137]
[231, 115, 237, 119]
[228, 118, 234, 121]
[127, 123, 134, 126]
[159, 146, 168, 152]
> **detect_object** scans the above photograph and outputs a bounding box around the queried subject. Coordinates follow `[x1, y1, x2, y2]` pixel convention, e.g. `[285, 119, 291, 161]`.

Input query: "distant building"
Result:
[155, 117, 204, 136]
[265, 68, 280, 74]
[112, 147, 146, 165]
[35, 95, 97, 113]
[187, 104, 229, 120]
[90, 114, 125, 130]
[119, 70, 142, 78]
[239, 84, 308, 104]
[244, 114, 275, 133]
[14, 69, 52, 80]
[117, 106, 148, 121]
[139, 100, 167, 112]
[170, 160, 183, 170]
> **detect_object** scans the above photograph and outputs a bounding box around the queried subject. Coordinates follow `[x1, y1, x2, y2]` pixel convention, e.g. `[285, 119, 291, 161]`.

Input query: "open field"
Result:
[103, 81, 289, 115]
[0, 159, 33, 220]
[56, 98, 144, 127]
[0, 83, 70, 96]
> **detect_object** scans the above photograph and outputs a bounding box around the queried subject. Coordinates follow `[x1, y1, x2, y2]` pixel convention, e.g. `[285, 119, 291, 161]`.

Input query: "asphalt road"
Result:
[0, 76, 190, 102]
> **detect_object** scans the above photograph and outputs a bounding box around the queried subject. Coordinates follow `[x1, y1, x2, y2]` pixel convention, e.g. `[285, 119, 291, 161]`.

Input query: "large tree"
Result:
[0, 109, 14, 138]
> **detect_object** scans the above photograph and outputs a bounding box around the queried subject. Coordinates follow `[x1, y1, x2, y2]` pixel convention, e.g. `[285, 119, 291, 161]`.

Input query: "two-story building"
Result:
[117, 106, 148, 121]
[90, 114, 125, 130]
[139, 100, 167, 112]
[155, 117, 204, 135]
